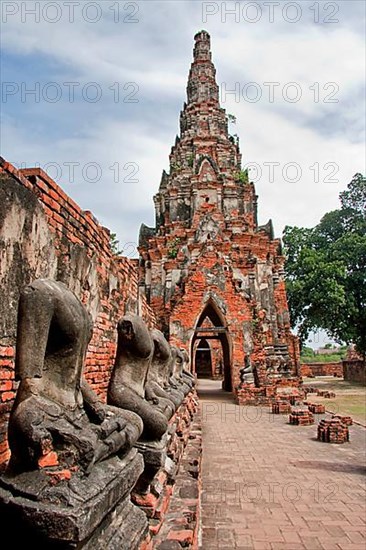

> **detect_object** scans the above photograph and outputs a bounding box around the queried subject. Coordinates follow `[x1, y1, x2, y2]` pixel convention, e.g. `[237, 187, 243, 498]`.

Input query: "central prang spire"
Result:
[186, 30, 220, 106]
[193, 29, 212, 62]
[146, 30, 248, 236]
[179, 30, 229, 142]
[148, 30, 246, 235]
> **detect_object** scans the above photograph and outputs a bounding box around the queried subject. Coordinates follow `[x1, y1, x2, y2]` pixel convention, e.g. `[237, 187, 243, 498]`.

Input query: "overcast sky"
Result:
[1, 0, 365, 263]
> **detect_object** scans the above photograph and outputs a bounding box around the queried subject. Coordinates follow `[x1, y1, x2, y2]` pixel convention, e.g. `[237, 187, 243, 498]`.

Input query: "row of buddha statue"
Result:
[7, 278, 195, 476]
[0, 279, 196, 547]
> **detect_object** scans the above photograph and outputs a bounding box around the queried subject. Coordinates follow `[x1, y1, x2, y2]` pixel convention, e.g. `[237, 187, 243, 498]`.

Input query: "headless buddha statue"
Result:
[145, 329, 176, 419]
[108, 315, 170, 440]
[147, 329, 184, 410]
[8, 279, 143, 476]
[180, 348, 195, 388]
[169, 347, 191, 396]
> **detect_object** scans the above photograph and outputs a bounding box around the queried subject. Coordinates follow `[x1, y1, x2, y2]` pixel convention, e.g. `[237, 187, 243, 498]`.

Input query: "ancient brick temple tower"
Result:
[139, 31, 300, 397]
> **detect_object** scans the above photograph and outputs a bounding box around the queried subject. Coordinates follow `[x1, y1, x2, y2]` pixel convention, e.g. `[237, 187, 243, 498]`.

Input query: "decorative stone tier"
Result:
[317, 418, 350, 443]
[289, 409, 315, 426]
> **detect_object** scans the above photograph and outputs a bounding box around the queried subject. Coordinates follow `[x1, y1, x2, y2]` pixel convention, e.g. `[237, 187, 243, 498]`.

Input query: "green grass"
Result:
[301, 354, 344, 363]
[303, 377, 366, 425]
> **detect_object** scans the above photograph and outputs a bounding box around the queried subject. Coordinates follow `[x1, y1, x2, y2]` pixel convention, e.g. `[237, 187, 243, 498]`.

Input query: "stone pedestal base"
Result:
[132, 392, 199, 542]
[133, 435, 168, 499]
[0, 449, 148, 549]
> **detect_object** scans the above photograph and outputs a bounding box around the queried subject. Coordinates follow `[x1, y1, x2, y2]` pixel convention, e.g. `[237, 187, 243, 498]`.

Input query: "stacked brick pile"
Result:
[237, 386, 269, 406]
[304, 386, 318, 396]
[317, 418, 349, 443]
[272, 401, 292, 414]
[288, 393, 300, 405]
[272, 385, 304, 405]
[332, 414, 353, 426]
[317, 390, 336, 398]
[289, 409, 314, 426]
[237, 380, 303, 406]
[304, 387, 336, 399]
[308, 403, 326, 414]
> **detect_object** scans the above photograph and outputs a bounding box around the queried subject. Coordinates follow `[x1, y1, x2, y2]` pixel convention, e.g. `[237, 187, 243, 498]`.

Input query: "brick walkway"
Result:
[199, 380, 366, 550]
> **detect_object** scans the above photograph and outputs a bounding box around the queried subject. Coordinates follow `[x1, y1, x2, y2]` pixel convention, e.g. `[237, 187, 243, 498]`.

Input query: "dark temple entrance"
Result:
[191, 299, 232, 391]
[195, 339, 212, 378]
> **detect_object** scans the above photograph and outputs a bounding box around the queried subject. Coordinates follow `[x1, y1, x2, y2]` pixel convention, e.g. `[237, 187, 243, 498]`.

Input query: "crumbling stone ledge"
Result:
[148, 399, 202, 549]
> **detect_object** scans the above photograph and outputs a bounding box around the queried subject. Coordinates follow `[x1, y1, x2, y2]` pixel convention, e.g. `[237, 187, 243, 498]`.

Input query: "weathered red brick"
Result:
[1, 391, 15, 402]
[0, 347, 14, 357]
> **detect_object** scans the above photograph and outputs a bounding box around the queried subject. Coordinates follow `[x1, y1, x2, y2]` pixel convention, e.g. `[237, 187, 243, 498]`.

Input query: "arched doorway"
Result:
[191, 299, 232, 391]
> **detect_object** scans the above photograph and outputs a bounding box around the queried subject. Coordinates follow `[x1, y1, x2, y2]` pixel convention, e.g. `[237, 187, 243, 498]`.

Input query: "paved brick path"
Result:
[199, 380, 366, 550]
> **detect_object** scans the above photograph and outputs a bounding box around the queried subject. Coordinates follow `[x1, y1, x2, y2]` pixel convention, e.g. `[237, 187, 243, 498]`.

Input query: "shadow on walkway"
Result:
[198, 376, 366, 549]
[197, 379, 235, 403]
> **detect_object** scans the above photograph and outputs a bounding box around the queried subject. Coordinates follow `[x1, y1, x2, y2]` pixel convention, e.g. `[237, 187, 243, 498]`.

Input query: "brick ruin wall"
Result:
[0, 158, 156, 467]
[167, 245, 300, 392]
[301, 361, 366, 385]
[342, 360, 366, 385]
[300, 362, 344, 378]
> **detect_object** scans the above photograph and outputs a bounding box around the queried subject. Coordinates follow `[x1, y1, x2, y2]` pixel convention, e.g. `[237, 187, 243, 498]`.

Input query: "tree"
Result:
[301, 346, 315, 357]
[340, 172, 366, 212]
[110, 233, 122, 255]
[283, 173, 366, 356]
